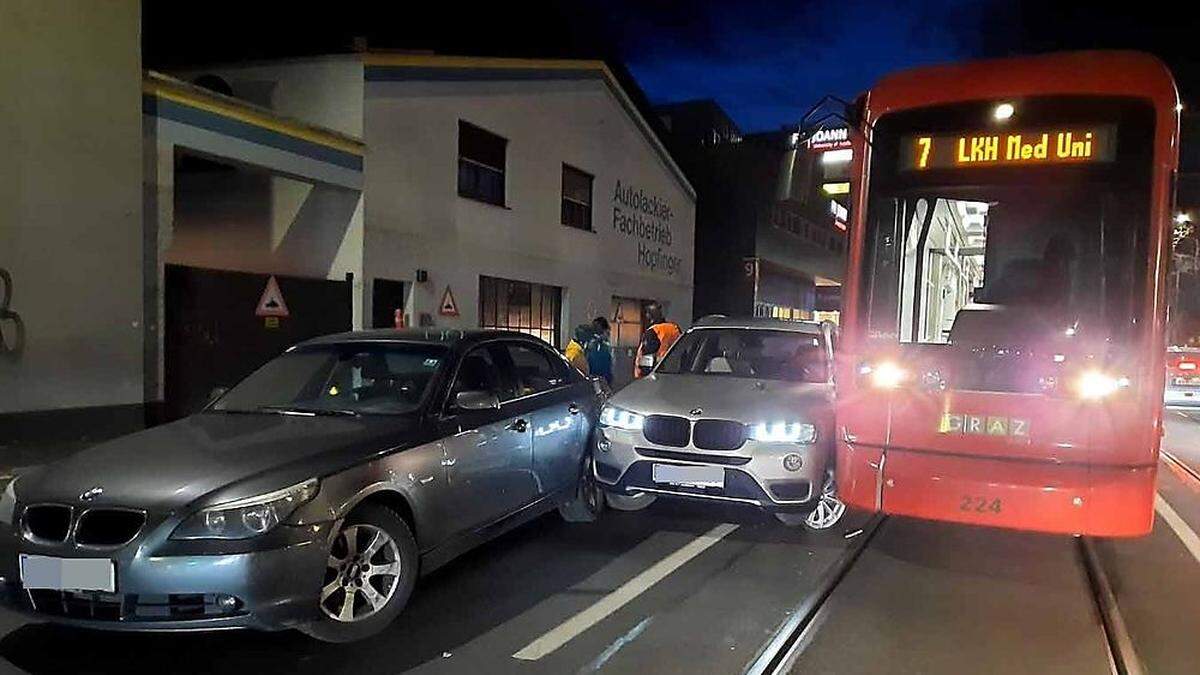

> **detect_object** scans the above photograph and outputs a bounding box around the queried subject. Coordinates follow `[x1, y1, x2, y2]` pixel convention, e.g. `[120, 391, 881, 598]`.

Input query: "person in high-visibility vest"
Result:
[634, 302, 681, 379]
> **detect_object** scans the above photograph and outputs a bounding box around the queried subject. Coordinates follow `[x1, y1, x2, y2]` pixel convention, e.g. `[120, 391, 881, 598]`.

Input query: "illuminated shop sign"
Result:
[806, 127, 851, 151]
[900, 125, 1117, 170]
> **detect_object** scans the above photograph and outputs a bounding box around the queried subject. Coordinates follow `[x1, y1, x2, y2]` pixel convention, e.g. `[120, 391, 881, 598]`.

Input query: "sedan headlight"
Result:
[749, 421, 817, 444]
[171, 478, 319, 540]
[0, 476, 18, 526]
[599, 404, 645, 431]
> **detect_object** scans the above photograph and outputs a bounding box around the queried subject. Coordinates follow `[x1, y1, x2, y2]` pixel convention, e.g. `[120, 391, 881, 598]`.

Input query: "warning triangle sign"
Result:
[255, 276, 290, 318]
[439, 286, 459, 316]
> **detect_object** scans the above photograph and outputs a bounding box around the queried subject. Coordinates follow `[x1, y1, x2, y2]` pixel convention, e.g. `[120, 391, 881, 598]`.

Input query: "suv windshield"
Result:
[656, 328, 829, 383]
[211, 343, 447, 415]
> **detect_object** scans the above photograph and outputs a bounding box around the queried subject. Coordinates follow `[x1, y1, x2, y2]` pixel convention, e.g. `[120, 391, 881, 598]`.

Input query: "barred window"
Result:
[479, 275, 561, 346]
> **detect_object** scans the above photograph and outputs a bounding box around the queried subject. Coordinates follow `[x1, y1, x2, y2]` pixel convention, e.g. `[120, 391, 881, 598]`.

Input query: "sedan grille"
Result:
[642, 415, 690, 447]
[692, 420, 747, 450]
[75, 509, 146, 547]
[25, 590, 243, 622]
[23, 505, 72, 542]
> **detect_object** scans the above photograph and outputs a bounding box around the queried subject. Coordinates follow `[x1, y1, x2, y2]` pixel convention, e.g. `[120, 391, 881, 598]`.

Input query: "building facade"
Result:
[3, 49, 696, 440]
[188, 54, 695, 386]
[657, 100, 846, 323]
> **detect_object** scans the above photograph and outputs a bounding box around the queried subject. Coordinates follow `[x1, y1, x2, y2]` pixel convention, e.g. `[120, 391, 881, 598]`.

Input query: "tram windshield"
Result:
[859, 97, 1155, 346]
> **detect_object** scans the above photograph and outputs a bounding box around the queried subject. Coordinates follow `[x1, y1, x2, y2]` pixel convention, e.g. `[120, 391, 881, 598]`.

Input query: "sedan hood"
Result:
[611, 374, 833, 421]
[17, 413, 420, 512]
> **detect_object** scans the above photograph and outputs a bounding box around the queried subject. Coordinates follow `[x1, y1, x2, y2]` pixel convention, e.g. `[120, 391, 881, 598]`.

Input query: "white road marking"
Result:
[512, 522, 739, 660]
[1155, 494, 1200, 566]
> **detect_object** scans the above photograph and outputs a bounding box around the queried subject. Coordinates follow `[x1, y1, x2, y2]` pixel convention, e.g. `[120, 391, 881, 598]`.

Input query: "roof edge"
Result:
[143, 70, 365, 155]
[364, 53, 696, 201]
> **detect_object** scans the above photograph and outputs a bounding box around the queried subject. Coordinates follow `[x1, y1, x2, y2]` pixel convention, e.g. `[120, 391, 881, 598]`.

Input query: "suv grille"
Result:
[75, 509, 146, 547]
[692, 420, 747, 450]
[23, 505, 72, 542]
[642, 415, 690, 447]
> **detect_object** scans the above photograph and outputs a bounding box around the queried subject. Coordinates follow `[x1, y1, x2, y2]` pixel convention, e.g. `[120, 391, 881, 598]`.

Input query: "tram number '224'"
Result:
[960, 496, 1002, 514]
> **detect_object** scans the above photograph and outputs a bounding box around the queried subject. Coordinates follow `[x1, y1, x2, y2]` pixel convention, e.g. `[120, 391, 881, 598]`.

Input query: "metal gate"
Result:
[164, 265, 352, 419]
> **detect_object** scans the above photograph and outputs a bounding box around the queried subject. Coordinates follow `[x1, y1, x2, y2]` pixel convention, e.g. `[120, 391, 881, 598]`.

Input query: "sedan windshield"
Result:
[656, 328, 829, 382]
[211, 343, 447, 415]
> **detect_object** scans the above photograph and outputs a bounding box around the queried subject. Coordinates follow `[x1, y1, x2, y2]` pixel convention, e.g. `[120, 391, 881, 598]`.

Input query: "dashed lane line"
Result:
[512, 522, 739, 661]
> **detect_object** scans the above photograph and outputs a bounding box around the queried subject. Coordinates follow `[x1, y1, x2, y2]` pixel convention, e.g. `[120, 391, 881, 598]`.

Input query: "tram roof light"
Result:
[993, 102, 1015, 121]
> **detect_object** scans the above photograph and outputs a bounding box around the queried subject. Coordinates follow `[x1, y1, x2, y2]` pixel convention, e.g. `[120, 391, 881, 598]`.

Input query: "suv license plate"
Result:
[652, 464, 724, 488]
[19, 554, 115, 592]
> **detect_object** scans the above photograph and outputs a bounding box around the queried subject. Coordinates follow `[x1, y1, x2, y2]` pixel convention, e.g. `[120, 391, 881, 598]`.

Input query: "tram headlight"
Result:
[859, 361, 907, 389]
[1075, 370, 1131, 400]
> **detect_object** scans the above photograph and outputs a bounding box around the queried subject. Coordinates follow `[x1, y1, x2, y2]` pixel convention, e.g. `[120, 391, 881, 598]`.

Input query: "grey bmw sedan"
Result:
[0, 329, 604, 642]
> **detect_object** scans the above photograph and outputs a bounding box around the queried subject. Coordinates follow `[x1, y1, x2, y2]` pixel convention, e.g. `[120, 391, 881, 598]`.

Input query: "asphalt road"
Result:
[2, 417, 1200, 674]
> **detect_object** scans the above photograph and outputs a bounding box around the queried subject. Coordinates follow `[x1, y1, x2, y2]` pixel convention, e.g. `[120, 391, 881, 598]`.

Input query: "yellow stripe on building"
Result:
[143, 71, 365, 157]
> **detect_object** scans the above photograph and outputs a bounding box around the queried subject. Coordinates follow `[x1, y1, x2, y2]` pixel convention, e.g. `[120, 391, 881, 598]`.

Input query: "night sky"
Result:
[585, 0, 986, 131]
[145, 1, 1199, 133]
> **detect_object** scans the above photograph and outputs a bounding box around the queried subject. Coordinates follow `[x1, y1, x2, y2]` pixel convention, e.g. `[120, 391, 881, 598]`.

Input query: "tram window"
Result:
[863, 188, 1146, 345]
[893, 198, 988, 343]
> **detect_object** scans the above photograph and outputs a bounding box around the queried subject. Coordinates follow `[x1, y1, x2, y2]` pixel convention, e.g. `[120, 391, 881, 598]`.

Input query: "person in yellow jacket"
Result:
[564, 324, 592, 375]
[634, 302, 681, 378]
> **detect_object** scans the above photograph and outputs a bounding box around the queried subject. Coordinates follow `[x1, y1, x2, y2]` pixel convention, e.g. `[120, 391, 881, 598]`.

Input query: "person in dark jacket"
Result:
[586, 317, 614, 384]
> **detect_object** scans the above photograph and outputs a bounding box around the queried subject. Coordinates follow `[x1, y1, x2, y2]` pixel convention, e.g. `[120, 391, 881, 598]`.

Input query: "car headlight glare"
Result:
[1076, 370, 1131, 400]
[600, 405, 645, 431]
[172, 478, 319, 540]
[750, 421, 817, 444]
[0, 476, 18, 526]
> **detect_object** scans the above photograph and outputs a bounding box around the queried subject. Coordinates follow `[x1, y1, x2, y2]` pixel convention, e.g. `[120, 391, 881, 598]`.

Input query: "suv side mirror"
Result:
[455, 390, 501, 411]
[207, 386, 229, 406]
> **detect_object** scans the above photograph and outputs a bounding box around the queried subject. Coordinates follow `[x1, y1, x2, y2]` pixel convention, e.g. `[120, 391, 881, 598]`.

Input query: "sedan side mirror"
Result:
[455, 390, 501, 411]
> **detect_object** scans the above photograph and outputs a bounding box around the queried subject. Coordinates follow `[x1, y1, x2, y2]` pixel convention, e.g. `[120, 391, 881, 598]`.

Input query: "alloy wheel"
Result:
[320, 523, 402, 622]
[805, 472, 847, 530]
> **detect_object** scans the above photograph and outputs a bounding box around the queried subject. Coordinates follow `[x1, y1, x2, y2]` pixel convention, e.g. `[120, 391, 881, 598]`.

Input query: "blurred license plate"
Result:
[1174, 377, 1200, 386]
[19, 555, 115, 592]
[652, 464, 724, 488]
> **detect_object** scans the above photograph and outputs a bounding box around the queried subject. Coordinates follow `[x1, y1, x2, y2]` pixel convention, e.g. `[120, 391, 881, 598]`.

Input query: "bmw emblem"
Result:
[79, 486, 104, 502]
[690, 407, 704, 416]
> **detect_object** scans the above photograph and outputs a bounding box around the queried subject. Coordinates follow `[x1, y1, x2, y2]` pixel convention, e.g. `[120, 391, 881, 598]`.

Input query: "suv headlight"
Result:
[0, 476, 18, 526]
[749, 421, 817, 444]
[171, 478, 319, 540]
[599, 404, 645, 431]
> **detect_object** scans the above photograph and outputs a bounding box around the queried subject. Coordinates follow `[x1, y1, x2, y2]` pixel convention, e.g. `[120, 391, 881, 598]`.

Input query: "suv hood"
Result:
[16, 413, 419, 512]
[611, 373, 833, 421]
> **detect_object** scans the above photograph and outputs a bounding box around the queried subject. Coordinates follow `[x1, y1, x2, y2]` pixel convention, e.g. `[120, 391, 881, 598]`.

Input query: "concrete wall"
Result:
[364, 76, 695, 347]
[166, 161, 363, 285]
[0, 1, 143, 415]
[177, 57, 365, 138]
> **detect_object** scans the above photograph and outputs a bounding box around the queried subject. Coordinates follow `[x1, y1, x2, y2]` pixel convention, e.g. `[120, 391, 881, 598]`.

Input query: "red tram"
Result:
[836, 52, 1180, 536]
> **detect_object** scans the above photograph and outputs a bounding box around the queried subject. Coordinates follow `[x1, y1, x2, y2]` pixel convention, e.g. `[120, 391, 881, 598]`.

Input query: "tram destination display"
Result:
[901, 125, 1117, 171]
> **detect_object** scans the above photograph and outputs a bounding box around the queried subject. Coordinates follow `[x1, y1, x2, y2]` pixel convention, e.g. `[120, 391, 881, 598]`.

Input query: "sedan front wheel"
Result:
[300, 504, 418, 643]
